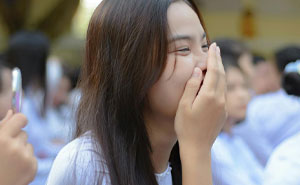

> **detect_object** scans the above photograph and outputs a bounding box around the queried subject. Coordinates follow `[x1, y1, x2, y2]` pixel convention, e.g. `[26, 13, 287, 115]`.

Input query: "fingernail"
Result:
[193, 67, 201, 77]
[210, 42, 216, 48]
[217, 46, 221, 55]
[209, 43, 217, 52]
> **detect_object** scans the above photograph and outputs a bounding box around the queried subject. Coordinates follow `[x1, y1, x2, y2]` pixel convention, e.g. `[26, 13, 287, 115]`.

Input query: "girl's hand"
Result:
[175, 42, 227, 153]
[0, 110, 37, 185]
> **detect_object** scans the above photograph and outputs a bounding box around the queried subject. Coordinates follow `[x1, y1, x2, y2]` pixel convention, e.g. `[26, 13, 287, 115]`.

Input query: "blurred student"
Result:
[6, 31, 68, 185]
[234, 46, 300, 166]
[212, 56, 263, 185]
[215, 38, 255, 89]
[0, 56, 37, 185]
[252, 55, 281, 95]
[51, 66, 79, 110]
[47, 66, 80, 142]
[263, 60, 300, 185]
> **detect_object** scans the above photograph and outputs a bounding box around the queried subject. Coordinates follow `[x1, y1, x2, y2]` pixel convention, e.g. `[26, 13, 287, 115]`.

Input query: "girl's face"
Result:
[52, 76, 72, 108]
[148, 1, 208, 119]
[226, 67, 251, 121]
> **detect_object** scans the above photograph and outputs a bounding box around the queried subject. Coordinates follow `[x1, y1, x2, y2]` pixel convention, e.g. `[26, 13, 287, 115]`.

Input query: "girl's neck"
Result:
[145, 112, 177, 173]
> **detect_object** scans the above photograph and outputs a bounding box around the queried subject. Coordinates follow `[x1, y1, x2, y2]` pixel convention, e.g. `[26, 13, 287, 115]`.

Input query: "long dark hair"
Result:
[275, 46, 300, 96]
[76, 0, 208, 185]
[283, 72, 300, 96]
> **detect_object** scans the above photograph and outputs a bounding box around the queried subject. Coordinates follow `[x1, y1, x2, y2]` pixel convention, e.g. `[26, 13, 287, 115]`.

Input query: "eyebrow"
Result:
[169, 33, 207, 43]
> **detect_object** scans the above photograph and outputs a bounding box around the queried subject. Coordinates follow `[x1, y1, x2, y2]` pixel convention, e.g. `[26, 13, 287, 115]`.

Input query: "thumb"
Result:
[179, 67, 203, 108]
[0, 109, 13, 126]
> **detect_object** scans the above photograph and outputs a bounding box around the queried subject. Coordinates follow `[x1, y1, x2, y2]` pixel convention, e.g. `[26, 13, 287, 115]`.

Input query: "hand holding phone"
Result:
[0, 110, 37, 185]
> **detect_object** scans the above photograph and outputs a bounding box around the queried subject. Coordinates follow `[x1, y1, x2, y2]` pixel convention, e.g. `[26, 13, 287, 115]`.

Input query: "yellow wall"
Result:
[199, 0, 300, 57]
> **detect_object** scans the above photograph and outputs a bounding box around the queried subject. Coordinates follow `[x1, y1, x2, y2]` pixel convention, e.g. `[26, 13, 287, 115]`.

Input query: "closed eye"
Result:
[177, 47, 190, 52]
[202, 44, 209, 49]
[202, 44, 209, 52]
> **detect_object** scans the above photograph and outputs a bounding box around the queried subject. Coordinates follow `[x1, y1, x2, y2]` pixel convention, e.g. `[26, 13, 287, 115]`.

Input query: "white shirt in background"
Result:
[264, 133, 300, 185]
[236, 89, 300, 165]
[212, 132, 264, 185]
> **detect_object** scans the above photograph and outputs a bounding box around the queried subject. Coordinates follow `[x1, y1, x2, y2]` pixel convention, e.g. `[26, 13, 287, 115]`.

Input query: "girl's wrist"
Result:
[178, 141, 211, 162]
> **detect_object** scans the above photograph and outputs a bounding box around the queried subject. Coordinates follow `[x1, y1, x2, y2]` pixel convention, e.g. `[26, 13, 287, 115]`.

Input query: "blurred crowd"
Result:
[210, 39, 300, 185]
[0, 31, 80, 185]
[0, 31, 300, 185]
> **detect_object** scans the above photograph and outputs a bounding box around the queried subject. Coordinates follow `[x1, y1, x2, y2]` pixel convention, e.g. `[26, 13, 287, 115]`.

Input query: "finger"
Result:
[216, 46, 223, 73]
[25, 144, 37, 182]
[16, 131, 28, 145]
[2, 113, 28, 137]
[216, 46, 226, 96]
[201, 42, 218, 92]
[0, 109, 14, 125]
[26, 143, 35, 156]
[179, 67, 204, 108]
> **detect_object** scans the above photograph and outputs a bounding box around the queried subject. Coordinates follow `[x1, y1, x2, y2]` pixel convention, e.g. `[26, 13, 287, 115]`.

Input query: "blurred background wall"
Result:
[198, 0, 300, 57]
[0, 0, 300, 65]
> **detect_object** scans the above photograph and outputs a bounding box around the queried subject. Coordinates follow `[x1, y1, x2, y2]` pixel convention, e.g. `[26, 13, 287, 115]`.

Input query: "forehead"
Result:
[167, 1, 204, 36]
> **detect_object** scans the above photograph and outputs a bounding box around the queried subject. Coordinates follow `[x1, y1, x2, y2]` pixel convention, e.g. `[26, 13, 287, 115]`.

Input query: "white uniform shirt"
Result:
[235, 89, 300, 165]
[264, 133, 300, 185]
[46, 133, 173, 185]
[212, 132, 264, 185]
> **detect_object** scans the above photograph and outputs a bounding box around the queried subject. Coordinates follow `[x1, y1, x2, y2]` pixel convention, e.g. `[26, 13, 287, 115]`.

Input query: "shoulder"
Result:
[46, 132, 109, 185]
[249, 90, 300, 112]
[247, 90, 300, 126]
[247, 91, 279, 113]
[264, 133, 300, 185]
[267, 133, 300, 162]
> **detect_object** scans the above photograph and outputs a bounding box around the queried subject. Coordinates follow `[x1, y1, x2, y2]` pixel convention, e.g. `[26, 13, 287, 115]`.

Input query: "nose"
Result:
[194, 50, 208, 71]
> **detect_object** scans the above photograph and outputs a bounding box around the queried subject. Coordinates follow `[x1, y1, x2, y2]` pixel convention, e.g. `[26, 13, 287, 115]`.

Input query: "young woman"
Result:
[47, 0, 226, 185]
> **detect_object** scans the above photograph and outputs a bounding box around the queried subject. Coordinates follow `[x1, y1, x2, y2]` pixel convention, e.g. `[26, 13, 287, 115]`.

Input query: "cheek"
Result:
[226, 92, 235, 111]
[159, 53, 194, 82]
[226, 90, 248, 119]
[245, 91, 251, 104]
[147, 54, 195, 118]
[226, 92, 241, 114]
